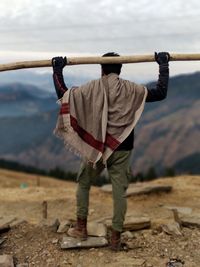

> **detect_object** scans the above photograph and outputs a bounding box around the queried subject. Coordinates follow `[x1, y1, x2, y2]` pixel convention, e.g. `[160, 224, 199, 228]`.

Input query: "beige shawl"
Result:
[54, 73, 147, 163]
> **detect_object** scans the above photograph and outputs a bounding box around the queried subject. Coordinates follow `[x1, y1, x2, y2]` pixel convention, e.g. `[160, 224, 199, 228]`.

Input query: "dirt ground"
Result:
[0, 168, 200, 267]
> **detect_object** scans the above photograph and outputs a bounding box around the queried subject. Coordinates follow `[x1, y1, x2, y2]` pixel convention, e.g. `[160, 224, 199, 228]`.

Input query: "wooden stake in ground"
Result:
[172, 208, 182, 228]
[0, 53, 200, 72]
[42, 201, 48, 219]
[36, 176, 40, 187]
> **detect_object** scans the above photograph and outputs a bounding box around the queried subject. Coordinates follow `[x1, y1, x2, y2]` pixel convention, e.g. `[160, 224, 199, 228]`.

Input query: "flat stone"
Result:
[88, 222, 107, 237]
[0, 255, 14, 267]
[61, 236, 108, 249]
[0, 217, 17, 229]
[16, 264, 29, 267]
[39, 218, 60, 232]
[180, 214, 200, 228]
[161, 222, 182, 236]
[10, 219, 27, 228]
[101, 183, 172, 197]
[126, 184, 172, 197]
[165, 206, 192, 215]
[105, 216, 151, 231]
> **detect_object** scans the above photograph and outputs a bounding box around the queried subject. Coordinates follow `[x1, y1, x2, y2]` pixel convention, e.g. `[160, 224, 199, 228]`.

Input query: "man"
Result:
[52, 52, 169, 250]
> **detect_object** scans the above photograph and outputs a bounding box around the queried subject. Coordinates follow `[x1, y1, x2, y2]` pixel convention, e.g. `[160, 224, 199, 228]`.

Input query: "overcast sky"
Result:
[0, 0, 200, 83]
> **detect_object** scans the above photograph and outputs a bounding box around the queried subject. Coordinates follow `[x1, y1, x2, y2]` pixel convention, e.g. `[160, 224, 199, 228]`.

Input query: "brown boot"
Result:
[110, 229, 121, 251]
[110, 229, 128, 251]
[67, 217, 88, 240]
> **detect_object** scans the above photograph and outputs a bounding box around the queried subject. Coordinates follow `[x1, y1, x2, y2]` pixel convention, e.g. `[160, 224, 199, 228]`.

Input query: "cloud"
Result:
[0, 0, 200, 81]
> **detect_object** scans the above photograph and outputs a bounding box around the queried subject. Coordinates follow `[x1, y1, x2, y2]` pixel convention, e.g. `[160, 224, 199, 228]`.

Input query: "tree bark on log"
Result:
[0, 53, 200, 72]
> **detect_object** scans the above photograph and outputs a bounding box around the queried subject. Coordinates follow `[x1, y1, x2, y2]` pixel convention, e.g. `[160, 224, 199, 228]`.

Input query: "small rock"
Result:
[98, 252, 104, 257]
[126, 242, 142, 250]
[52, 238, 59, 244]
[161, 222, 182, 236]
[0, 255, 14, 267]
[40, 250, 49, 256]
[122, 231, 134, 239]
[89, 209, 95, 215]
[57, 221, 70, 233]
[14, 234, 23, 239]
[88, 222, 107, 237]
[39, 218, 60, 232]
[166, 258, 184, 267]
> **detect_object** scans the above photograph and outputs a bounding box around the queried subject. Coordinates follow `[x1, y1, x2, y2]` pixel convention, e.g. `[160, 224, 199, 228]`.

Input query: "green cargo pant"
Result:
[76, 150, 132, 232]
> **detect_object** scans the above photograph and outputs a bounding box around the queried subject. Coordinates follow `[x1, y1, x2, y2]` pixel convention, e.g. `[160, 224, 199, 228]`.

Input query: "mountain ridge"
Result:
[0, 72, 199, 174]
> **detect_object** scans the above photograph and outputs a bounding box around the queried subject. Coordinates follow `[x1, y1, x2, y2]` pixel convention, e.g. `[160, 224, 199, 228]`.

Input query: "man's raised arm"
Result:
[146, 52, 170, 102]
[52, 56, 68, 99]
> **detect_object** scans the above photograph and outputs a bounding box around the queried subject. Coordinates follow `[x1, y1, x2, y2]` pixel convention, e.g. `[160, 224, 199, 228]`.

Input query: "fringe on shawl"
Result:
[53, 114, 101, 168]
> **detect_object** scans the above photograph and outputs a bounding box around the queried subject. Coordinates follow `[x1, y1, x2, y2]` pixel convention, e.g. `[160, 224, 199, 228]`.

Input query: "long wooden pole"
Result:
[0, 53, 200, 72]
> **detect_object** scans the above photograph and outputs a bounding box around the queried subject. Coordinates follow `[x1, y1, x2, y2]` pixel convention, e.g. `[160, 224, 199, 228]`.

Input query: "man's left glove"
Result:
[155, 52, 170, 65]
[52, 56, 67, 71]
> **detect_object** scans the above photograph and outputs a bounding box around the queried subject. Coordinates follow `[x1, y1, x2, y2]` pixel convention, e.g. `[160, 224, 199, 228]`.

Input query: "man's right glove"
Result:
[155, 52, 170, 65]
[52, 56, 67, 71]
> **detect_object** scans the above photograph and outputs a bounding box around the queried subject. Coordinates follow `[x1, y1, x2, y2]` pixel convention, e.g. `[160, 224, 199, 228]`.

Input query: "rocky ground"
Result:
[0, 169, 200, 267]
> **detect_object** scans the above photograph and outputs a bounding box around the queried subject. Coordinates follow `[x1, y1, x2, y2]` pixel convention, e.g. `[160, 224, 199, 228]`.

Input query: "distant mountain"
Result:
[0, 83, 57, 117]
[0, 70, 92, 92]
[174, 153, 200, 174]
[0, 109, 80, 171]
[0, 72, 200, 174]
[133, 72, 200, 174]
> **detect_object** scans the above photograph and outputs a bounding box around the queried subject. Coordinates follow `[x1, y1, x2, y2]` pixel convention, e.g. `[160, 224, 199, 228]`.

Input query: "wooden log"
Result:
[0, 53, 200, 72]
[36, 176, 40, 187]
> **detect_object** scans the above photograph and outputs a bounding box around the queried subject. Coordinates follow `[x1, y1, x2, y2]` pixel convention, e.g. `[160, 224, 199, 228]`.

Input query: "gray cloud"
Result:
[0, 0, 200, 81]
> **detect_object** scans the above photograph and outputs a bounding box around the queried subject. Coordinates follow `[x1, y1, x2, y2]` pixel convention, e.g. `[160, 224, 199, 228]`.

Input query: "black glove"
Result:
[52, 56, 67, 70]
[155, 52, 170, 65]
